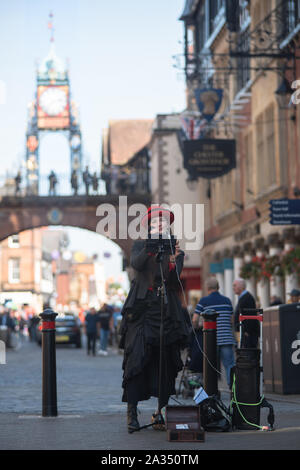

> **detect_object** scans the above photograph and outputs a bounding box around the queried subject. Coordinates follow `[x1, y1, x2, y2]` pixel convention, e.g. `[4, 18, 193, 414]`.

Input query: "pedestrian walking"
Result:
[193, 277, 236, 388]
[84, 307, 99, 356]
[48, 170, 58, 196]
[28, 313, 39, 343]
[233, 278, 259, 348]
[0, 308, 16, 348]
[82, 166, 92, 196]
[112, 305, 122, 347]
[97, 303, 113, 356]
[92, 172, 99, 194]
[14, 171, 22, 196]
[119, 205, 190, 433]
[18, 313, 26, 341]
[110, 166, 119, 194]
[71, 169, 78, 195]
[101, 167, 111, 195]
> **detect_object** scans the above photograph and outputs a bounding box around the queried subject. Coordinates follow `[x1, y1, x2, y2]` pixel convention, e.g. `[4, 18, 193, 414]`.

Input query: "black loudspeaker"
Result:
[232, 348, 261, 430]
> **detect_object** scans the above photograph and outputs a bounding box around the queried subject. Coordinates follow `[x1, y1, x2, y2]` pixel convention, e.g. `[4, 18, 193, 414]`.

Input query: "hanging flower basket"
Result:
[240, 248, 300, 283]
[240, 255, 270, 281]
[281, 247, 300, 280]
[264, 254, 285, 279]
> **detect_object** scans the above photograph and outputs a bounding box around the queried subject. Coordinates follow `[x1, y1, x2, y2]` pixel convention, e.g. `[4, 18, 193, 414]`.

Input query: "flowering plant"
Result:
[240, 255, 270, 281]
[281, 247, 300, 280]
[264, 254, 285, 278]
[240, 248, 300, 282]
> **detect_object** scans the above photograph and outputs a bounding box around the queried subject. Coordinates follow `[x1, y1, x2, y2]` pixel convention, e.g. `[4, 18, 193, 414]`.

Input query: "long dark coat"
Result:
[119, 239, 190, 405]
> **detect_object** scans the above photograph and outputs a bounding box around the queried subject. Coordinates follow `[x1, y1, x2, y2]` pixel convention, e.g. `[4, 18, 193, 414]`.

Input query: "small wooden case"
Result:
[165, 405, 205, 442]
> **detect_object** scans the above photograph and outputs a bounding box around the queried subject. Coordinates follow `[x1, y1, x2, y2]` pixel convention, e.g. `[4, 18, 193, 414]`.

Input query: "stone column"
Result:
[209, 252, 224, 294]
[283, 228, 299, 301]
[233, 246, 244, 279]
[216, 271, 225, 295]
[243, 242, 256, 298]
[223, 252, 234, 303]
[268, 233, 284, 301]
[233, 246, 244, 307]
[255, 237, 270, 309]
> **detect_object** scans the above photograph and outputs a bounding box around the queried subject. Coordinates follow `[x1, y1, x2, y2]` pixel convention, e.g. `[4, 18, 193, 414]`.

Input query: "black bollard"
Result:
[39, 308, 58, 417]
[232, 348, 261, 430]
[201, 309, 219, 396]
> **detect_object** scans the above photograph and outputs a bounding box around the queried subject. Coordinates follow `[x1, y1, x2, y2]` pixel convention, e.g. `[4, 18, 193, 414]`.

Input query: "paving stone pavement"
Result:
[1, 337, 300, 451]
[0, 336, 160, 415]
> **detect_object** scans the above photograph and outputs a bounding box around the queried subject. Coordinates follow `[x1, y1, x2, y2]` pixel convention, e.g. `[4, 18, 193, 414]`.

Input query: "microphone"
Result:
[162, 228, 171, 239]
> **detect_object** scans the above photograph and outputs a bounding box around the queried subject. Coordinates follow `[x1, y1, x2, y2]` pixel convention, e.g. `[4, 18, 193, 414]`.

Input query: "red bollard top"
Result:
[200, 309, 219, 330]
[39, 308, 58, 331]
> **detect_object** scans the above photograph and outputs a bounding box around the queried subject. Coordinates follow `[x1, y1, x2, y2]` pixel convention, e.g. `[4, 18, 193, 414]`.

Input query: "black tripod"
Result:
[130, 234, 176, 432]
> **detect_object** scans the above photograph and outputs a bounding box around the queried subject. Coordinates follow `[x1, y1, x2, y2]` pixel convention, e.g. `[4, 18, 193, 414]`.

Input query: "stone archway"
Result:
[0, 194, 151, 261]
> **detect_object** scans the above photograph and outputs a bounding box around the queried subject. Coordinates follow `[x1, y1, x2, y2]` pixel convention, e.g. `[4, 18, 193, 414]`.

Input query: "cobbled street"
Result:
[0, 336, 159, 415]
[1, 337, 300, 451]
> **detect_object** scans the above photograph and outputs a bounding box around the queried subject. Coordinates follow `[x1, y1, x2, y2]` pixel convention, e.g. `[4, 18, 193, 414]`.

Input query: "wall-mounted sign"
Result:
[183, 138, 236, 179]
[194, 88, 223, 122]
[269, 199, 300, 225]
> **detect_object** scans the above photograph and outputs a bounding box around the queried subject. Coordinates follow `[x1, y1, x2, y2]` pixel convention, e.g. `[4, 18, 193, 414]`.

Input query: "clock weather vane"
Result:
[48, 11, 55, 44]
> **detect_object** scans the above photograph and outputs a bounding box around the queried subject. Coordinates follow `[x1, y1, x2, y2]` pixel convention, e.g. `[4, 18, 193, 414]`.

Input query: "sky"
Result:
[0, 0, 187, 279]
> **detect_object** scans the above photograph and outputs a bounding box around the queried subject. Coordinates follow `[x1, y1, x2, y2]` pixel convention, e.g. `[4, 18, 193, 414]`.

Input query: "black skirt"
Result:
[121, 290, 189, 406]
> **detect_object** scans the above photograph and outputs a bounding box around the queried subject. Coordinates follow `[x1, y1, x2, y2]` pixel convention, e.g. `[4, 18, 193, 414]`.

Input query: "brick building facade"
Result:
[179, 0, 300, 306]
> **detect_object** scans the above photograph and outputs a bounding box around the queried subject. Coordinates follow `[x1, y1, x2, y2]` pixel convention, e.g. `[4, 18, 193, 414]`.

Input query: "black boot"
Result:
[127, 403, 139, 433]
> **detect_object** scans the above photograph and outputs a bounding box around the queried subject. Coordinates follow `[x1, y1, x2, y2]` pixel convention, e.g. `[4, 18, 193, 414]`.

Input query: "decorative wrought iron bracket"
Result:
[176, 0, 300, 84]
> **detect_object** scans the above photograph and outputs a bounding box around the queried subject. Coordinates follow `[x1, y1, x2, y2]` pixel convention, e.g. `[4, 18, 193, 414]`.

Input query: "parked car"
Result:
[37, 314, 82, 348]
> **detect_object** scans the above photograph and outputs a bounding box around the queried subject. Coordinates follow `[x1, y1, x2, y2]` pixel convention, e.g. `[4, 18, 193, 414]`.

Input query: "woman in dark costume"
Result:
[119, 205, 190, 433]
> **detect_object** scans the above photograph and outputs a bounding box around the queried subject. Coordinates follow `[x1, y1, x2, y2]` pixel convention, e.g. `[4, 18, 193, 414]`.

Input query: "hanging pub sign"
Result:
[183, 138, 236, 179]
[194, 88, 223, 122]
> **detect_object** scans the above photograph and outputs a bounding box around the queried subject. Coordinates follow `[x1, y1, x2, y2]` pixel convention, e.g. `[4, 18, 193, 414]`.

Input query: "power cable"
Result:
[167, 232, 227, 381]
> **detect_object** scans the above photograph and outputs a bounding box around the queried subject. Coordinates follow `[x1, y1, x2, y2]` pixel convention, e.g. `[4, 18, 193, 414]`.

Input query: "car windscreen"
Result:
[56, 319, 76, 327]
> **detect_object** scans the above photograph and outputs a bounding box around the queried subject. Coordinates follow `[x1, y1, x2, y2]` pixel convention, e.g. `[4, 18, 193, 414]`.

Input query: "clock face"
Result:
[39, 87, 68, 116]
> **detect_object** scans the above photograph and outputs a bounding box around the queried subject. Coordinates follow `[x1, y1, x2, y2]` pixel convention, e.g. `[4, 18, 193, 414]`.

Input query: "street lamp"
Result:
[275, 78, 294, 110]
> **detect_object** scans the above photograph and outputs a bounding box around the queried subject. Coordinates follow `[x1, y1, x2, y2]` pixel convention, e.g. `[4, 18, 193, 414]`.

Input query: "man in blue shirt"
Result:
[193, 277, 236, 388]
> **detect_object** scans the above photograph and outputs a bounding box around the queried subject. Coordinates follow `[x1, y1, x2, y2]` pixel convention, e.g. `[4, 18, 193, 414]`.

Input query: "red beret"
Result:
[141, 204, 174, 227]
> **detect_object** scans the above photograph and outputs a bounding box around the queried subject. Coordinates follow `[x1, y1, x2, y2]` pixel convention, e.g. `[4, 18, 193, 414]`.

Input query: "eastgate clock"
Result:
[39, 87, 68, 116]
[26, 41, 82, 194]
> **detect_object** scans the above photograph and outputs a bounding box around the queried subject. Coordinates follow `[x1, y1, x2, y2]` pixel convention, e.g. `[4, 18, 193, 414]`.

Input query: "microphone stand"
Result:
[155, 244, 168, 427]
[131, 236, 172, 432]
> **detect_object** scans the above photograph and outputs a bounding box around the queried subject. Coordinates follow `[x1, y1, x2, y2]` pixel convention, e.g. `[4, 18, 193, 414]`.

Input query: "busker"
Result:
[119, 205, 190, 433]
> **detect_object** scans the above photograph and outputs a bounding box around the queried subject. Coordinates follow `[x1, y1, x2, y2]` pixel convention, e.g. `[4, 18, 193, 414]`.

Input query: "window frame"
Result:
[8, 257, 21, 284]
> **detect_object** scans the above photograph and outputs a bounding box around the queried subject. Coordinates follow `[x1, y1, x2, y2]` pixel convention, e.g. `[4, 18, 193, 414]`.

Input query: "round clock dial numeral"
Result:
[40, 87, 68, 116]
